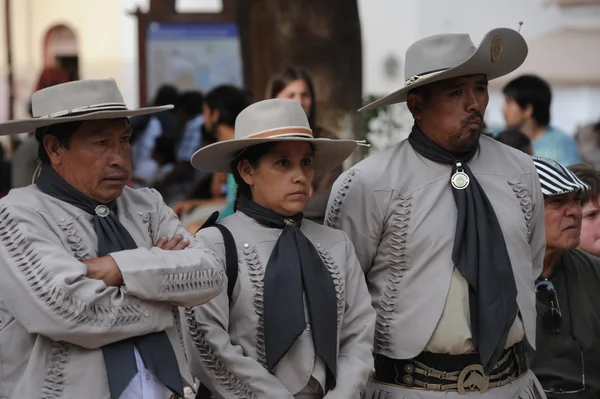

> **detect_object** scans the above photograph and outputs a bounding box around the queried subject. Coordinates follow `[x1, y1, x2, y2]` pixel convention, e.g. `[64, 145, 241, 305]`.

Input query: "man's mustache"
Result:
[462, 112, 483, 126]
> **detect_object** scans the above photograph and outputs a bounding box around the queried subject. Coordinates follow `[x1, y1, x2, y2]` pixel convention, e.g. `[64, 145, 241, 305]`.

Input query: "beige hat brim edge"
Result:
[0, 105, 173, 136]
[358, 27, 528, 112]
[190, 137, 358, 177]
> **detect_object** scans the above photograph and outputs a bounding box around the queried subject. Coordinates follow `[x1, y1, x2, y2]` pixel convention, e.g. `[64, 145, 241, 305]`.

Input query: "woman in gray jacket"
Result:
[182, 98, 376, 399]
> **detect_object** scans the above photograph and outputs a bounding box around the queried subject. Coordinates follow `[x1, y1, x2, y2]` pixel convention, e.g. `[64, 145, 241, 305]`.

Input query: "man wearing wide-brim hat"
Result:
[325, 28, 547, 398]
[0, 78, 225, 399]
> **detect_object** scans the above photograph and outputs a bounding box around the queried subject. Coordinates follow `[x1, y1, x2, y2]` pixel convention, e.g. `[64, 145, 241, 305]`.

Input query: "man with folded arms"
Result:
[0, 78, 224, 399]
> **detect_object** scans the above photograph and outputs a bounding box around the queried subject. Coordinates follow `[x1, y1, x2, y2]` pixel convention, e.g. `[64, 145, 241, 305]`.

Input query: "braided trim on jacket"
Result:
[184, 307, 257, 399]
[138, 211, 153, 237]
[245, 245, 267, 367]
[509, 180, 533, 240]
[324, 169, 357, 228]
[160, 256, 225, 293]
[317, 249, 345, 328]
[0, 206, 142, 326]
[375, 196, 411, 351]
[40, 341, 70, 398]
[57, 219, 91, 261]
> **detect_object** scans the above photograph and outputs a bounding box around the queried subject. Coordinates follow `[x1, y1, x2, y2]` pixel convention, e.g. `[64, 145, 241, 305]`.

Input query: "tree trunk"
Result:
[238, 0, 365, 163]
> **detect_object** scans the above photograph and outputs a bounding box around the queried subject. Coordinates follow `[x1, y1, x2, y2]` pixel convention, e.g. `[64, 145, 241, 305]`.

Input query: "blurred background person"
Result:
[130, 83, 179, 188]
[266, 66, 340, 224]
[569, 163, 600, 258]
[502, 74, 581, 166]
[495, 128, 533, 155]
[575, 120, 600, 170]
[153, 90, 205, 203]
[170, 85, 251, 230]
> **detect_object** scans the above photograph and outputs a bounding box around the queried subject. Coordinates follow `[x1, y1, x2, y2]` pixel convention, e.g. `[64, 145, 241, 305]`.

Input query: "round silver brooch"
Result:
[94, 205, 110, 218]
[284, 218, 295, 226]
[451, 171, 470, 190]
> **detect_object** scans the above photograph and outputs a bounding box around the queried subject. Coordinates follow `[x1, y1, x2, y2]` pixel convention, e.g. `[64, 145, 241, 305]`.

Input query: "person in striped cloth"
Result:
[529, 155, 600, 397]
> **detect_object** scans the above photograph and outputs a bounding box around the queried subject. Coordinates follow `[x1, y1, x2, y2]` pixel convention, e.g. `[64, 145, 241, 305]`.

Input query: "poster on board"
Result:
[146, 22, 244, 102]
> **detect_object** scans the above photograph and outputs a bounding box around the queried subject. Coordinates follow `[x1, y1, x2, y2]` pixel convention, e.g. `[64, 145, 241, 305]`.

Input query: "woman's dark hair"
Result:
[35, 121, 82, 164]
[230, 141, 315, 211]
[569, 163, 600, 207]
[230, 142, 277, 211]
[266, 66, 317, 129]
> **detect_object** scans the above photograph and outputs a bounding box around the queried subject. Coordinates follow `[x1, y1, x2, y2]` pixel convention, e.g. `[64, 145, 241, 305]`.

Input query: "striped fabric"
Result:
[532, 155, 590, 196]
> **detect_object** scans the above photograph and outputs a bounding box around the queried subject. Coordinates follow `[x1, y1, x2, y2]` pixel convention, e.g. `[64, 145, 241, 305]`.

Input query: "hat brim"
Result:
[359, 27, 528, 112]
[190, 137, 358, 176]
[0, 105, 173, 136]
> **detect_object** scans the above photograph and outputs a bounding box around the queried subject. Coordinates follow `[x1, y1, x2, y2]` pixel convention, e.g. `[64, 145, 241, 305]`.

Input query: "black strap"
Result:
[197, 211, 238, 302]
[194, 212, 238, 399]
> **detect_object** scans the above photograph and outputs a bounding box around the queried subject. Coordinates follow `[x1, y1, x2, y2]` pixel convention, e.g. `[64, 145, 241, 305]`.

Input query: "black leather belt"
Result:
[373, 342, 528, 394]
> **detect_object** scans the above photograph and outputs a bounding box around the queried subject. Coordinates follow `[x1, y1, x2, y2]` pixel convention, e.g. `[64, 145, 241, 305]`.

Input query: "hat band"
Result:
[404, 68, 449, 87]
[246, 127, 313, 139]
[40, 102, 129, 119]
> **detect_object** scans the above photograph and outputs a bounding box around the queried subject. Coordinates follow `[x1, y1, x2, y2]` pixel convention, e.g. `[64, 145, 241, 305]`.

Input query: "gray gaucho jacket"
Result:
[325, 135, 545, 359]
[0, 185, 225, 399]
[182, 211, 376, 399]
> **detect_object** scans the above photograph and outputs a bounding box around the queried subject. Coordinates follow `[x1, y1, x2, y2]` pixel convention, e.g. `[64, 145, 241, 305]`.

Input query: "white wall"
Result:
[357, 0, 419, 95]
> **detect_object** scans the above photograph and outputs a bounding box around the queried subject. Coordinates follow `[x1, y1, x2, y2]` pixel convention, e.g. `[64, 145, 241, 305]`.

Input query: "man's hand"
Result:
[155, 234, 190, 251]
[85, 256, 124, 286]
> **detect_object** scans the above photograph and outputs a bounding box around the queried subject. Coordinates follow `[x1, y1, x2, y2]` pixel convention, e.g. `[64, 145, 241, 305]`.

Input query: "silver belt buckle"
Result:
[457, 364, 490, 395]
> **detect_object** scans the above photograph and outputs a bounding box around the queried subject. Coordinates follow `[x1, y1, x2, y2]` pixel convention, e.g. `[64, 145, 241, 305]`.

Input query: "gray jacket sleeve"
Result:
[110, 189, 225, 308]
[325, 169, 391, 273]
[0, 203, 174, 349]
[323, 233, 376, 399]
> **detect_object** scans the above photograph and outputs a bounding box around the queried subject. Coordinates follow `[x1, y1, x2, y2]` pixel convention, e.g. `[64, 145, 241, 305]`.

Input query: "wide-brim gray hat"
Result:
[190, 98, 358, 176]
[359, 27, 528, 111]
[0, 78, 172, 135]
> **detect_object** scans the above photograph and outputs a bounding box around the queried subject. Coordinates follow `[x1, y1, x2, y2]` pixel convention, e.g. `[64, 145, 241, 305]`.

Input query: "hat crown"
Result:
[234, 98, 311, 140]
[31, 78, 125, 117]
[405, 33, 477, 80]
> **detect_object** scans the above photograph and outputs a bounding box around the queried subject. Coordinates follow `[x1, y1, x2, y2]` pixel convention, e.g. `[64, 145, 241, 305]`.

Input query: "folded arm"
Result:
[0, 204, 174, 349]
[110, 189, 225, 307]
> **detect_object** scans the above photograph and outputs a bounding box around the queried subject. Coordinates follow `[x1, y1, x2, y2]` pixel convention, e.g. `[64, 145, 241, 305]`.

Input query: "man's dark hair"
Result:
[153, 135, 177, 164]
[152, 84, 179, 107]
[495, 129, 533, 155]
[569, 163, 600, 207]
[502, 74, 552, 127]
[205, 85, 251, 128]
[35, 121, 81, 164]
[176, 91, 204, 117]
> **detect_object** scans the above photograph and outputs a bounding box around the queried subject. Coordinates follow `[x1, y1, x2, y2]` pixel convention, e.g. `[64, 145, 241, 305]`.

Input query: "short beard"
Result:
[447, 127, 481, 153]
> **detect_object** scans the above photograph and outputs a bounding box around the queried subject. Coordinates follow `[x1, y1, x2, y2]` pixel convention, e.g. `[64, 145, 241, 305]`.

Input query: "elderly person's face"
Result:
[578, 195, 600, 256]
[407, 74, 489, 153]
[239, 141, 314, 217]
[43, 118, 132, 203]
[544, 192, 583, 251]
